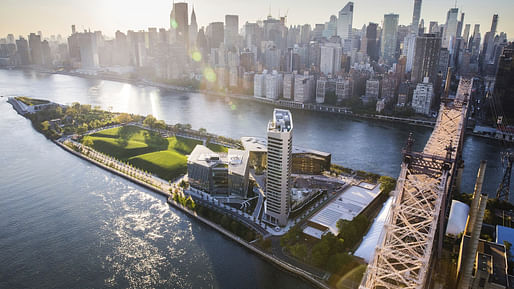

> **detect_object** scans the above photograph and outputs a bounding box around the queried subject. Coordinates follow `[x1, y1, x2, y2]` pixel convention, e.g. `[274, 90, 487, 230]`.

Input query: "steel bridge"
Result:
[360, 78, 474, 289]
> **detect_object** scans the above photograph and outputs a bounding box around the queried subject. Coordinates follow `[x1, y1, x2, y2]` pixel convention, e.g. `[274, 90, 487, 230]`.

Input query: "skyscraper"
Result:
[265, 109, 293, 227]
[320, 43, 342, 75]
[28, 33, 43, 65]
[491, 43, 514, 121]
[411, 33, 441, 84]
[206, 22, 225, 50]
[411, 0, 422, 34]
[189, 7, 198, 47]
[170, 2, 189, 47]
[15, 37, 30, 65]
[224, 15, 239, 50]
[381, 14, 399, 65]
[442, 8, 459, 49]
[366, 23, 379, 61]
[483, 15, 499, 66]
[337, 2, 354, 46]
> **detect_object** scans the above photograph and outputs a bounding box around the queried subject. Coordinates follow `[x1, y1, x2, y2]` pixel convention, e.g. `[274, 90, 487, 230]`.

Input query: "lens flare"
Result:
[191, 51, 202, 62]
[170, 19, 178, 29]
[203, 67, 216, 83]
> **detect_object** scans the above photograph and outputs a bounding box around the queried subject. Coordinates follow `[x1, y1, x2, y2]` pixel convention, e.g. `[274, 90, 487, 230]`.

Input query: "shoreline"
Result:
[53, 69, 438, 129]
[52, 139, 332, 289]
[4, 67, 513, 142]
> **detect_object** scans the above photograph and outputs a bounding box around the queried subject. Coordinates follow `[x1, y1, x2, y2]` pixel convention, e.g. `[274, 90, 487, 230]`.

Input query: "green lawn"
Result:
[206, 142, 229, 153]
[82, 125, 202, 180]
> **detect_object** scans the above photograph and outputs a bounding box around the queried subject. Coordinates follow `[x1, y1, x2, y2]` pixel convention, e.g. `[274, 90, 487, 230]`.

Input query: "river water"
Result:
[0, 69, 510, 288]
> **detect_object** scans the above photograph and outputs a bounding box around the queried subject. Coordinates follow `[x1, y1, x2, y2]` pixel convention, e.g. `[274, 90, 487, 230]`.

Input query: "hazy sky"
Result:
[1, 0, 513, 40]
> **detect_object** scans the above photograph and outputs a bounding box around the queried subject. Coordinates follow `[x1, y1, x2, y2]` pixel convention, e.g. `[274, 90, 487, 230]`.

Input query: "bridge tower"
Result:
[496, 152, 514, 202]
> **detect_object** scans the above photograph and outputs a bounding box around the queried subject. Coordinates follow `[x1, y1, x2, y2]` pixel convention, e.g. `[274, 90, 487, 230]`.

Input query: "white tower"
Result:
[265, 109, 293, 227]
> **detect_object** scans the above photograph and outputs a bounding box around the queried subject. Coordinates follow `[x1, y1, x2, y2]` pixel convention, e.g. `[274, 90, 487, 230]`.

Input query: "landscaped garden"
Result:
[81, 125, 219, 181]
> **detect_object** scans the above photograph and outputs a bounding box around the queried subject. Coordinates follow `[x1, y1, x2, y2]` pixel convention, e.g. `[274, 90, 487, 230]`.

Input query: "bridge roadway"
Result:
[360, 78, 473, 289]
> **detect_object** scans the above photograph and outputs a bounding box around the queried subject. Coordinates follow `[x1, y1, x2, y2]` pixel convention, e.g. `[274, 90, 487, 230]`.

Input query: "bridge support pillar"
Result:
[454, 160, 464, 193]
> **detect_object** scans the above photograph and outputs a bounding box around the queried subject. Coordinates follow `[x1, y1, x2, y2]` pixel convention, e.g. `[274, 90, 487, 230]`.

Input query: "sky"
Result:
[1, 0, 513, 40]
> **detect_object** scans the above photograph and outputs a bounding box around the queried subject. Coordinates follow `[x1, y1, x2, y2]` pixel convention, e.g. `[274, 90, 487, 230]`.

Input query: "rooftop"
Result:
[268, 109, 292, 133]
[240, 136, 331, 157]
[304, 182, 381, 237]
[461, 235, 508, 287]
[188, 145, 227, 168]
[227, 149, 250, 176]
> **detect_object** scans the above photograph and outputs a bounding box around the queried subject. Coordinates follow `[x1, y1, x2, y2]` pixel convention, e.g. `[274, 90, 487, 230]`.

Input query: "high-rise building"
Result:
[411, 77, 434, 115]
[283, 73, 295, 100]
[294, 72, 315, 103]
[381, 14, 399, 65]
[206, 22, 224, 50]
[15, 37, 30, 65]
[170, 2, 189, 47]
[337, 2, 354, 44]
[189, 7, 198, 47]
[28, 33, 43, 65]
[366, 23, 379, 61]
[491, 43, 514, 121]
[411, 0, 422, 34]
[483, 15, 499, 67]
[224, 15, 239, 50]
[404, 0, 423, 72]
[442, 8, 459, 49]
[323, 15, 338, 39]
[363, 79, 380, 104]
[429, 22, 439, 35]
[265, 109, 293, 227]
[320, 43, 342, 75]
[316, 76, 336, 104]
[336, 77, 352, 104]
[6, 34, 15, 44]
[77, 32, 99, 68]
[265, 71, 283, 100]
[411, 33, 441, 84]
[254, 72, 267, 98]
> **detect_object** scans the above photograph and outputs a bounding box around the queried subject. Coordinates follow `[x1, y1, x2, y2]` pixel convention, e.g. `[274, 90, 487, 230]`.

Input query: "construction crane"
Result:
[496, 152, 514, 202]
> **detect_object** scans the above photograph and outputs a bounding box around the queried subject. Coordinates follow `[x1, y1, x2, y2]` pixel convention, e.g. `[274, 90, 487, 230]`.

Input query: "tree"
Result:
[199, 128, 207, 134]
[76, 123, 88, 134]
[221, 215, 230, 229]
[143, 115, 157, 128]
[82, 137, 94, 147]
[41, 121, 50, 131]
[155, 120, 166, 130]
[327, 253, 351, 273]
[379, 176, 396, 194]
[311, 241, 330, 267]
[117, 113, 132, 124]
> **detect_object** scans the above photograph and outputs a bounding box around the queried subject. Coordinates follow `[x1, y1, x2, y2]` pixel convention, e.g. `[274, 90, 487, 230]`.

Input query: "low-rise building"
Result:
[187, 145, 250, 197]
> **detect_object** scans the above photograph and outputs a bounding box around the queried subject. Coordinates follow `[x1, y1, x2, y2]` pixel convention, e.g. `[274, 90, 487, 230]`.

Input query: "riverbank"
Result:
[51, 70, 438, 129]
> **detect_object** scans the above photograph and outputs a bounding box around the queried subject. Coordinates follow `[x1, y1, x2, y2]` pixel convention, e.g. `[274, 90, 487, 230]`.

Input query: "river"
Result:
[0, 69, 511, 288]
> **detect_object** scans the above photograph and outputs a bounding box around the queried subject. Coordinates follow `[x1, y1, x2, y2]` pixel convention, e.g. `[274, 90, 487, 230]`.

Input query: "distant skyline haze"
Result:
[1, 0, 513, 39]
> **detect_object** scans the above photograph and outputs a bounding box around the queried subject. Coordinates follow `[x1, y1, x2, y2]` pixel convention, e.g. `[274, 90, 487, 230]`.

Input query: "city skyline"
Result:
[2, 0, 513, 39]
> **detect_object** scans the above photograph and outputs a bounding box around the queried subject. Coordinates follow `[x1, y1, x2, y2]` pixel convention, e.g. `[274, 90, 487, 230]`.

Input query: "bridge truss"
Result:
[360, 78, 473, 289]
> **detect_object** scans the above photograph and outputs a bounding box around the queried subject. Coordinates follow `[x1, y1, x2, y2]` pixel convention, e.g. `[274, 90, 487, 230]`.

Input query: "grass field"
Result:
[206, 142, 229, 153]
[82, 125, 204, 180]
